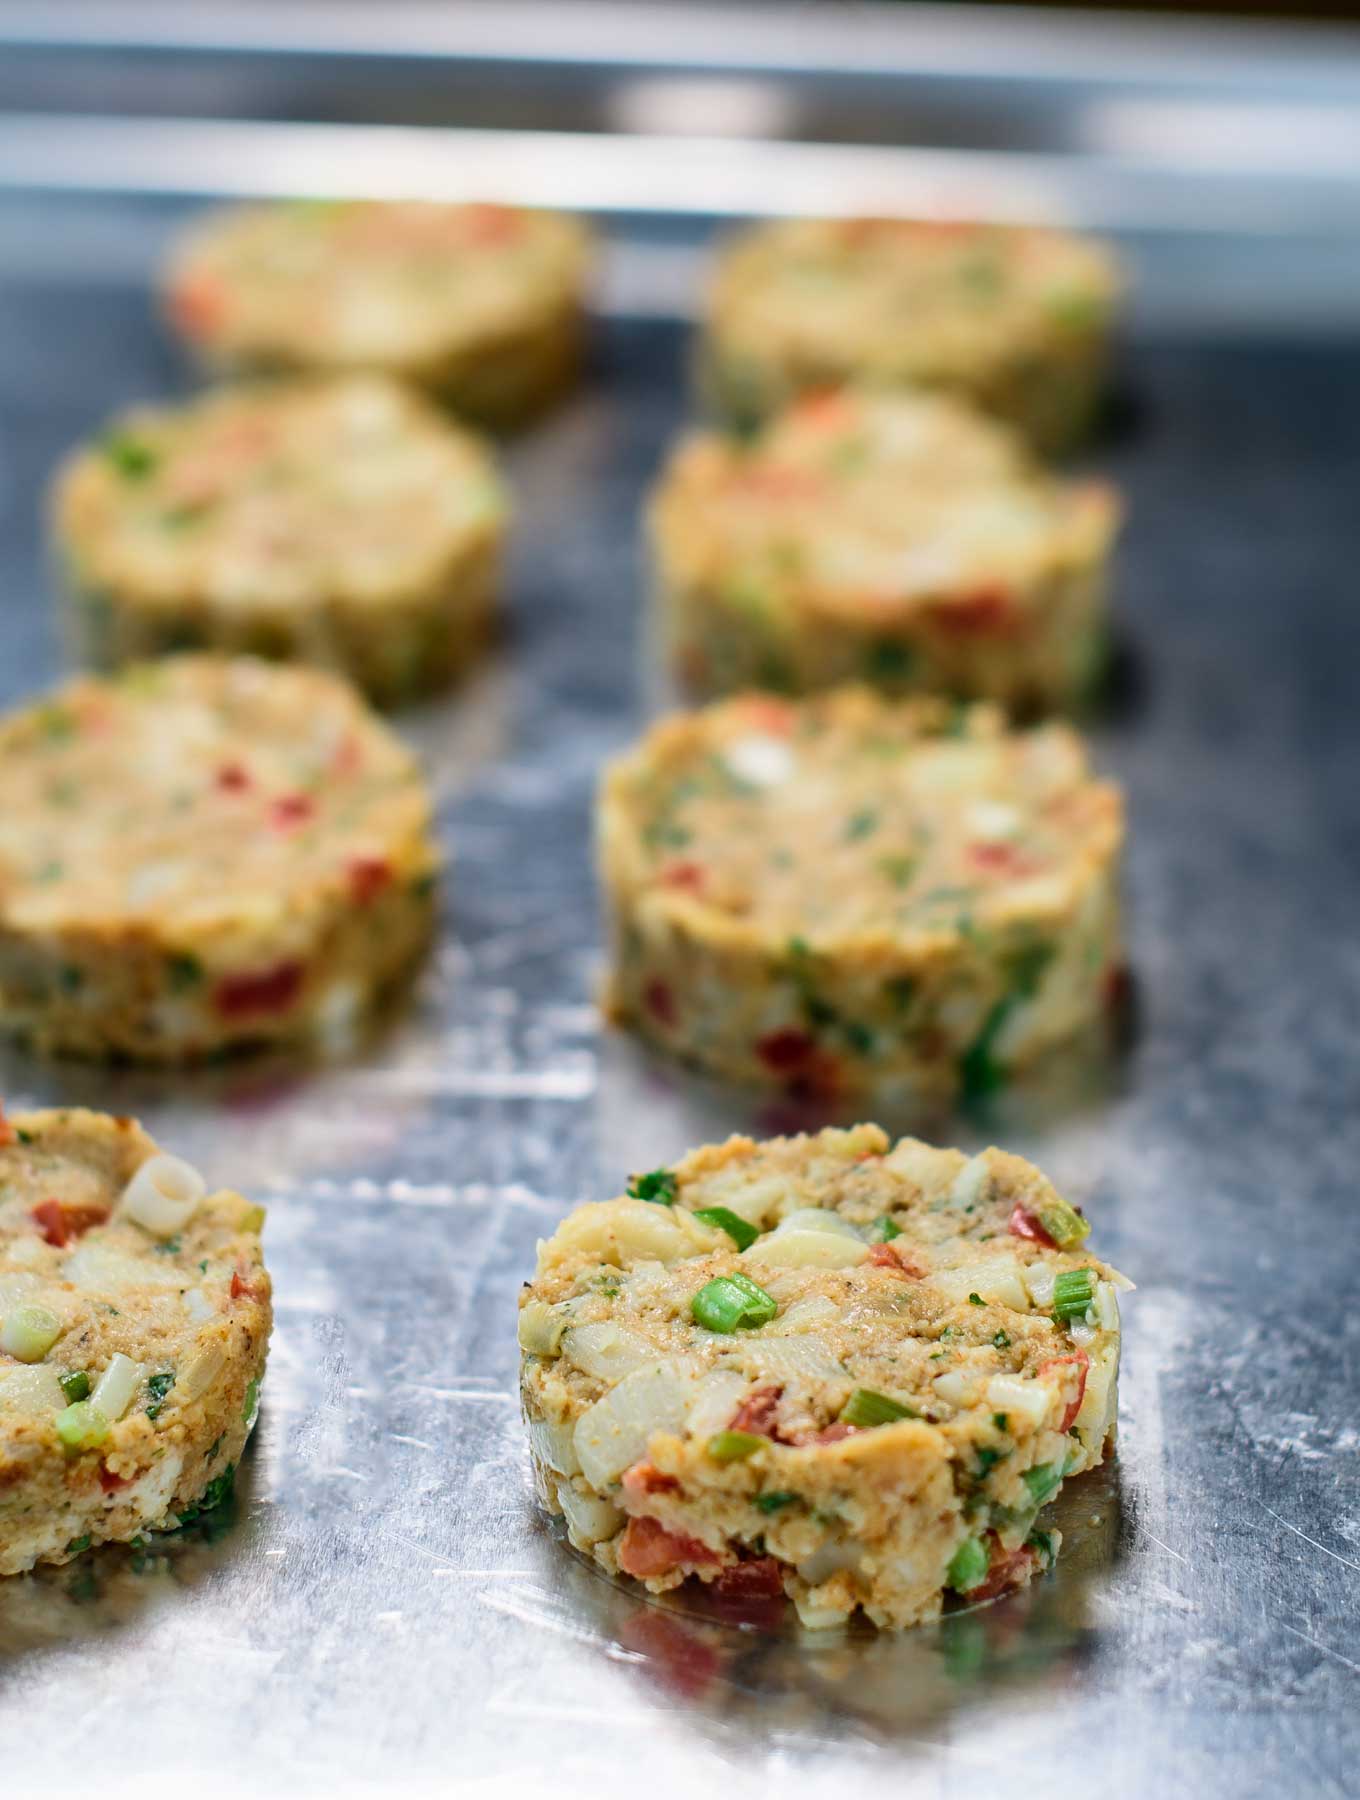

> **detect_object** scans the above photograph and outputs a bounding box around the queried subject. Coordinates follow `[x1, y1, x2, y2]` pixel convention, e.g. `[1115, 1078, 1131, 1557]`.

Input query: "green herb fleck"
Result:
[753, 1490, 799, 1515]
[627, 1168, 677, 1206]
[102, 431, 159, 479]
[968, 1292, 985, 1307]
[145, 1371, 176, 1420]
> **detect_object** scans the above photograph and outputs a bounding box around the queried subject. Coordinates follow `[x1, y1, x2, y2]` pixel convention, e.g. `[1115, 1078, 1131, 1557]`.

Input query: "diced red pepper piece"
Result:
[968, 1537, 1037, 1604]
[230, 1266, 267, 1303]
[791, 387, 854, 432]
[732, 696, 795, 736]
[1037, 1348, 1090, 1433]
[460, 202, 523, 245]
[30, 1198, 108, 1248]
[347, 855, 391, 906]
[331, 733, 364, 776]
[712, 1556, 785, 1603]
[643, 978, 677, 1029]
[0, 1103, 13, 1149]
[728, 1383, 782, 1439]
[99, 1465, 131, 1495]
[169, 274, 226, 340]
[622, 1461, 680, 1500]
[932, 586, 1016, 636]
[214, 961, 304, 1021]
[617, 1515, 720, 1579]
[216, 761, 251, 793]
[732, 463, 826, 504]
[1008, 1203, 1058, 1250]
[270, 793, 314, 831]
[968, 842, 1035, 876]
[755, 1027, 816, 1073]
[659, 860, 706, 895]
[810, 1421, 859, 1445]
[868, 1240, 927, 1277]
[1103, 962, 1132, 1013]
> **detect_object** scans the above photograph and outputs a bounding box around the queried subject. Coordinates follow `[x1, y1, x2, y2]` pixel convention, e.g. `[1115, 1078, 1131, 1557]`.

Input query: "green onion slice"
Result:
[55, 1400, 110, 1453]
[692, 1206, 758, 1252]
[840, 1387, 917, 1429]
[1021, 1461, 1064, 1507]
[626, 1168, 677, 1205]
[59, 1370, 91, 1404]
[1052, 1269, 1096, 1322]
[946, 1535, 990, 1593]
[691, 1272, 778, 1333]
[706, 1430, 766, 1464]
[1034, 1195, 1091, 1250]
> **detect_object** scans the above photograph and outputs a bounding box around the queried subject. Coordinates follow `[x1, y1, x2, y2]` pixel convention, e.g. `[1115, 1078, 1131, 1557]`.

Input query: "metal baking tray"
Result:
[0, 7, 1357, 1795]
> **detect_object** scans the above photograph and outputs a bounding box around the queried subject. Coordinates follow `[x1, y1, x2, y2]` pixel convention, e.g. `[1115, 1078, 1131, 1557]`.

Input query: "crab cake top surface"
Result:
[654, 389, 1118, 619]
[54, 376, 505, 611]
[524, 1123, 1126, 1451]
[0, 1106, 268, 1454]
[602, 688, 1122, 944]
[166, 201, 592, 364]
[710, 217, 1121, 374]
[0, 656, 435, 935]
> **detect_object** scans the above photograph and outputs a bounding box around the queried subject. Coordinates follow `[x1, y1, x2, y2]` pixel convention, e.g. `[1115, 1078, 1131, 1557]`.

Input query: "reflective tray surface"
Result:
[0, 157, 1357, 1800]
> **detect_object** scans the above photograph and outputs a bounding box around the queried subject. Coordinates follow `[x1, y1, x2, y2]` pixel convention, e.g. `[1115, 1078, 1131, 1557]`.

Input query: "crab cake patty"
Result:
[652, 388, 1120, 710]
[521, 1124, 1128, 1631]
[0, 1106, 271, 1575]
[52, 376, 507, 706]
[163, 201, 593, 427]
[598, 688, 1124, 1103]
[0, 656, 438, 1061]
[704, 217, 1121, 452]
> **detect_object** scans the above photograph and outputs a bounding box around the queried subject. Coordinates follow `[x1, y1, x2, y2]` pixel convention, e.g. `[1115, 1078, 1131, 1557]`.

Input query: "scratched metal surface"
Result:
[1, 171, 1359, 1800]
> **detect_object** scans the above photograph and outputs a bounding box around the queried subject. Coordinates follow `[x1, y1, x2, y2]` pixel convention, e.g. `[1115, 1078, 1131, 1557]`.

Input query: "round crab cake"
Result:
[162, 201, 594, 427]
[51, 375, 507, 707]
[598, 688, 1124, 1104]
[651, 388, 1120, 710]
[0, 656, 439, 1061]
[703, 216, 1122, 452]
[521, 1124, 1129, 1631]
[0, 1105, 271, 1575]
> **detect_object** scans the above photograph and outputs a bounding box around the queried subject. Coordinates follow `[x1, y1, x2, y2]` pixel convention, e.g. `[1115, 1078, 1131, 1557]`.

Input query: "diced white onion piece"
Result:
[63, 1244, 189, 1292]
[518, 1300, 571, 1356]
[526, 1416, 581, 1478]
[120, 1154, 207, 1238]
[1093, 1280, 1120, 1333]
[986, 1373, 1052, 1431]
[931, 1369, 979, 1409]
[745, 1337, 845, 1384]
[724, 734, 793, 788]
[0, 1273, 40, 1309]
[930, 1258, 1029, 1311]
[557, 1482, 624, 1546]
[765, 1294, 840, 1336]
[773, 1208, 862, 1240]
[1069, 1319, 1096, 1347]
[883, 1137, 954, 1194]
[574, 1361, 695, 1489]
[183, 1288, 215, 1325]
[0, 1303, 61, 1363]
[562, 1322, 657, 1382]
[91, 1353, 143, 1422]
[176, 1340, 226, 1403]
[968, 801, 1022, 842]
[690, 1173, 789, 1227]
[1106, 1268, 1137, 1293]
[791, 1591, 849, 1631]
[1022, 1263, 1056, 1308]
[546, 1200, 717, 1269]
[685, 1368, 749, 1439]
[949, 1155, 992, 1211]
[1073, 1342, 1119, 1453]
[744, 1230, 868, 1271]
[0, 1363, 66, 1412]
[797, 1538, 866, 1586]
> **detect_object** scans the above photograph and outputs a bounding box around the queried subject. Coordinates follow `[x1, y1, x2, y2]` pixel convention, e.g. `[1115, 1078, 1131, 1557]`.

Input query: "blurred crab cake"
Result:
[652, 388, 1120, 710]
[521, 1124, 1128, 1630]
[0, 1106, 271, 1575]
[0, 657, 438, 1060]
[704, 216, 1121, 451]
[163, 200, 594, 426]
[52, 375, 507, 706]
[598, 688, 1124, 1103]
